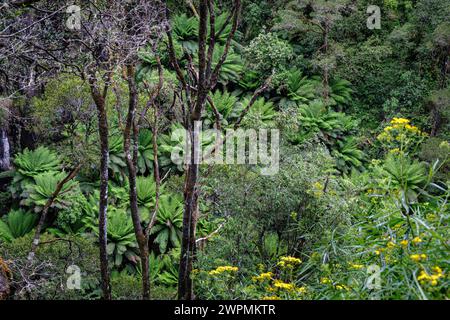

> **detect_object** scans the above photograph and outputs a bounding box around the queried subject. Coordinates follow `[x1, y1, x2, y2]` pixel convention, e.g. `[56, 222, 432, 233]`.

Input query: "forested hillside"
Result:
[0, 0, 448, 300]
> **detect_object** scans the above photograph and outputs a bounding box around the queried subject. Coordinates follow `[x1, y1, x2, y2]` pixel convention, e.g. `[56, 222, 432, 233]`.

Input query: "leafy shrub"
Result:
[172, 13, 198, 52]
[108, 135, 127, 180]
[0, 209, 38, 242]
[21, 172, 80, 213]
[239, 96, 277, 128]
[244, 32, 294, 76]
[204, 90, 239, 128]
[136, 176, 158, 221]
[137, 129, 156, 175]
[10, 147, 60, 196]
[150, 195, 183, 254]
[197, 143, 352, 273]
[84, 207, 139, 268]
[276, 69, 318, 108]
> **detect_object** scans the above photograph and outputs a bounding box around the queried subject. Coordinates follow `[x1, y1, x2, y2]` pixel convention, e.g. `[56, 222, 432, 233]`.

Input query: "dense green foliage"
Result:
[0, 0, 448, 300]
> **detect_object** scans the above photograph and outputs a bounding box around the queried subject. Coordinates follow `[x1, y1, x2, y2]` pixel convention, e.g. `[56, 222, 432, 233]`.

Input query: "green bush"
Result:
[0, 233, 100, 300]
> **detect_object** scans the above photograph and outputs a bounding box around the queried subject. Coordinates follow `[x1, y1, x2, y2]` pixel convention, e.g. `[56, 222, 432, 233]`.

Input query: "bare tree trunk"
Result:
[322, 23, 330, 105]
[124, 65, 150, 299]
[89, 78, 112, 300]
[168, 0, 242, 300]
[178, 149, 199, 300]
[177, 0, 209, 300]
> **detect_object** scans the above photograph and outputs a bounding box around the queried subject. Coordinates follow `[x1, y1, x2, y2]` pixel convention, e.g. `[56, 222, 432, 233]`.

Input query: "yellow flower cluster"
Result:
[311, 181, 324, 197]
[273, 280, 295, 291]
[390, 117, 410, 125]
[335, 284, 350, 291]
[277, 256, 302, 269]
[208, 265, 239, 276]
[261, 296, 281, 300]
[417, 266, 444, 286]
[400, 239, 409, 247]
[377, 117, 426, 144]
[349, 263, 364, 270]
[412, 237, 422, 244]
[389, 148, 402, 154]
[410, 254, 427, 262]
[386, 241, 396, 249]
[252, 272, 273, 282]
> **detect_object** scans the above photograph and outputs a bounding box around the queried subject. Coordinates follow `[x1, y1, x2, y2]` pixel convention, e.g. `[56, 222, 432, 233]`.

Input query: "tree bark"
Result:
[124, 65, 150, 299]
[175, 0, 242, 300]
[178, 147, 200, 300]
[89, 77, 112, 300]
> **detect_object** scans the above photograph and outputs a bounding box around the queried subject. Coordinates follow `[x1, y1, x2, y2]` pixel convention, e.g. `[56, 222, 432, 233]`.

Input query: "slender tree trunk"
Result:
[178, 140, 199, 300]
[322, 23, 330, 105]
[168, 0, 241, 300]
[89, 78, 112, 300]
[124, 65, 150, 299]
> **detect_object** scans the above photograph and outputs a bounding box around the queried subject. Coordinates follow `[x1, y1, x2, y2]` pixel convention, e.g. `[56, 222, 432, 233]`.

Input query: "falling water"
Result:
[0, 129, 10, 171]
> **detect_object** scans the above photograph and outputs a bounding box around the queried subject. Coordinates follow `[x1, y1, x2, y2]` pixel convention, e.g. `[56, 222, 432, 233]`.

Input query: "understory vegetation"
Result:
[0, 0, 448, 300]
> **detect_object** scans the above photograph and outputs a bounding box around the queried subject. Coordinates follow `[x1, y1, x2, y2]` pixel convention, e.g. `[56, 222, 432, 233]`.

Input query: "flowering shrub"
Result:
[377, 117, 427, 155]
[194, 256, 309, 300]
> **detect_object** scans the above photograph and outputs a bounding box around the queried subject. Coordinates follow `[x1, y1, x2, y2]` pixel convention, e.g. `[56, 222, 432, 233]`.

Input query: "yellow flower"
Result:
[208, 265, 238, 276]
[412, 237, 422, 244]
[349, 263, 364, 270]
[320, 277, 331, 284]
[432, 266, 443, 275]
[417, 270, 429, 281]
[410, 254, 426, 262]
[335, 284, 350, 291]
[390, 117, 410, 125]
[261, 296, 281, 300]
[252, 272, 273, 282]
[400, 239, 408, 247]
[278, 256, 302, 269]
[417, 268, 444, 286]
[387, 241, 396, 249]
[297, 286, 307, 294]
[273, 280, 295, 291]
